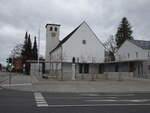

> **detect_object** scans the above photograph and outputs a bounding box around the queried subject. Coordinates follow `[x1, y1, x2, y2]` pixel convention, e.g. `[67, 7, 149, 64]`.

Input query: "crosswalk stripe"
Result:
[34, 92, 48, 107]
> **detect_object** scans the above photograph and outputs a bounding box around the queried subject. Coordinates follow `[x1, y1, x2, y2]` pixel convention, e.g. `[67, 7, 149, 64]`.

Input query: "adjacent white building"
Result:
[109, 39, 150, 78]
[116, 40, 150, 61]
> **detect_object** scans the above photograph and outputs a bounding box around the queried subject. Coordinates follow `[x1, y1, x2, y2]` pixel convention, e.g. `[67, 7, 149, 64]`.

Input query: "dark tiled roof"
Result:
[49, 22, 83, 54]
[129, 40, 150, 49]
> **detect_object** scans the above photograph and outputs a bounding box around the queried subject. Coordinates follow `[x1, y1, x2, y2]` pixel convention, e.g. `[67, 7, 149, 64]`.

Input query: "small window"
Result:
[82, 40, 86, 45]
[136, 52, 138, 58]
[128, 53, 130, 58]
[54, 27, 57, 31]
[50, 27, 53, 31]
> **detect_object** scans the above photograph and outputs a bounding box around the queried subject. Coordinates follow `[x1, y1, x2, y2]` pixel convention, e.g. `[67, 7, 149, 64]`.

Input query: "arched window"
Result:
[55, 27, 57, 31]
[50, 27, 53, 31]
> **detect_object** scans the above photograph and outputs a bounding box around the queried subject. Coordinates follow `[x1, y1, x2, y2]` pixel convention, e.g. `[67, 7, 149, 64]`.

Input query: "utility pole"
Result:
[38, 25, 41, 76]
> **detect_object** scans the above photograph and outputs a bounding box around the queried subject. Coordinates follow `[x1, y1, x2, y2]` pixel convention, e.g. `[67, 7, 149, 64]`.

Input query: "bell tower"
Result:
[45, 24, 60, 61]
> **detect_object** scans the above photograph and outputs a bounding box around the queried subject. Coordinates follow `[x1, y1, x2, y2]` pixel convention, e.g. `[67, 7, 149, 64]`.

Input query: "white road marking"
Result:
[107, 97, 117, 99]
[80, 94, 135, 97]
[80, 93, 99, 96]
[1, 83, 32, 86]
[86, 99, 150, 102]
[47, 103, 150, 107]
[34, 92, 48, 107]
[102, 94, 135, 97]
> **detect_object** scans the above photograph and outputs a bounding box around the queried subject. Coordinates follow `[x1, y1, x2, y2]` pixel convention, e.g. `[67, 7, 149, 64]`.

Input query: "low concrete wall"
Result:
[103, 72, 145, 80]
[30, 63, 42, 76]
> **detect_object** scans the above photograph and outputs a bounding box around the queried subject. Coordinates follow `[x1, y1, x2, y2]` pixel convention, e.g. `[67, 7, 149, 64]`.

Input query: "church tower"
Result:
[45, 24, 60, 61]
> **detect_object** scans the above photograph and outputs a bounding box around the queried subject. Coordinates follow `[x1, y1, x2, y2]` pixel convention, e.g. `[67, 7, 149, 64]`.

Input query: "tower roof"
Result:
[45, 24, 61, 28]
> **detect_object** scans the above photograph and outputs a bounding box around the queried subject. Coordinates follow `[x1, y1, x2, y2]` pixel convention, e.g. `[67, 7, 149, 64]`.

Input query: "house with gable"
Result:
[116, 40, 150, 61]
[44, 21, 105, 79]
[101, 39, 150, 79]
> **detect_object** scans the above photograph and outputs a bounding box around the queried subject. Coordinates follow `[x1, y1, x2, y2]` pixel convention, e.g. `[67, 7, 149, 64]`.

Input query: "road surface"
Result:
[0, 88, 150, 113]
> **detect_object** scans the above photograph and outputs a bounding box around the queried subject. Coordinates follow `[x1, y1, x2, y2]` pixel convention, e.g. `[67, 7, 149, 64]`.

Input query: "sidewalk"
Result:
[1, 74, 150, 93]
[0, 74, 32, 85]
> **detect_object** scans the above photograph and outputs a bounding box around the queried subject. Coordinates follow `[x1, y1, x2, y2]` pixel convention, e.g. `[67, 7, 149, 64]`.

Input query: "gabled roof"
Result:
[49, 21, 84, 54]
[128, 40, 150, 50]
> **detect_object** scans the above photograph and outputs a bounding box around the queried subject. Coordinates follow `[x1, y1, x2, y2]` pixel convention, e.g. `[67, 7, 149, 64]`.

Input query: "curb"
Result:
[2, 86, 150, 94]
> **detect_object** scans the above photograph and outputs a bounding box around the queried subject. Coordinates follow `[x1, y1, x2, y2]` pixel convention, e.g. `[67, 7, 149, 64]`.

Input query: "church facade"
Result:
[45, 21, 105, 79]
[30, 22, 150, 80]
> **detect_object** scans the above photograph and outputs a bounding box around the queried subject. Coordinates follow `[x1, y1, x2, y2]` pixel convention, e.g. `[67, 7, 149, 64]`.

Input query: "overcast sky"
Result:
[0, 0, 150, 65]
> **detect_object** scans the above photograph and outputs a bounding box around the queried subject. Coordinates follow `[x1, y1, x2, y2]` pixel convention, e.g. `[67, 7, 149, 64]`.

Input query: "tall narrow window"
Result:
[50, 27, 53, 31]
[79, 64, 83, 73]
[84, 64, 89, 73]
[128, 53, 130, 58]
[55, 27, 57, 31]
[136, 52, 138, 58]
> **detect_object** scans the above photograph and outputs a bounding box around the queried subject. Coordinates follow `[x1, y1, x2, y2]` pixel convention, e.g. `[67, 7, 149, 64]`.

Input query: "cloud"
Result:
[0, 0, 150, 65]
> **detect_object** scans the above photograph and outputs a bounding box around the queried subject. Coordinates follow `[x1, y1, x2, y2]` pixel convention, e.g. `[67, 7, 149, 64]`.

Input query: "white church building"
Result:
[43, 21, 105, 79]
[30, 22, 150, 80]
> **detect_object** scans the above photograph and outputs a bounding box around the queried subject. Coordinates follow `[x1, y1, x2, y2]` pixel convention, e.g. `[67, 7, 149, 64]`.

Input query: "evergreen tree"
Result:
[21, 32, 28, 62]
[21, 32, 33, 74]
[24, 34, 32, 75]
[27, 34, 32, 60]
[32, 36, 38, 60]
[115, 17, 133, 49]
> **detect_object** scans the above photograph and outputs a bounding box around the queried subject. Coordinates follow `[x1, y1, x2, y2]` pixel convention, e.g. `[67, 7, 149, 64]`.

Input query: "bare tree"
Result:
[11, 44, 23, 58]
[103, 35, 117, 62]
[10, 43, 23, 72]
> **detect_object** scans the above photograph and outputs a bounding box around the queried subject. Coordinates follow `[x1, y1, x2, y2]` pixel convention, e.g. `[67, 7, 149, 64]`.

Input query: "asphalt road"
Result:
[0, 88, 150, 113]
